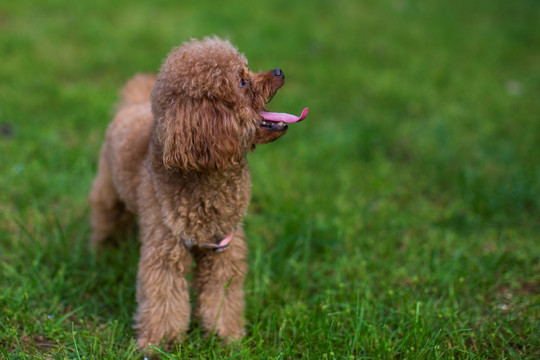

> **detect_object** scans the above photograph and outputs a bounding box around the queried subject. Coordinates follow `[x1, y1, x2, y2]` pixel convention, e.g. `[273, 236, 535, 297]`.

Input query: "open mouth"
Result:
[259, 108, 309, 131]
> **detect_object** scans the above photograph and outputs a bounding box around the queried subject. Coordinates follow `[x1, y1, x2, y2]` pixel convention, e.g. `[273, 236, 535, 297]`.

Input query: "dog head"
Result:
[151, 37, 307, 171]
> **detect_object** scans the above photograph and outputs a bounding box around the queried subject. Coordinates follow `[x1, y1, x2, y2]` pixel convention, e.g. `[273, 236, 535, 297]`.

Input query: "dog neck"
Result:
[148, 138, 252, 245]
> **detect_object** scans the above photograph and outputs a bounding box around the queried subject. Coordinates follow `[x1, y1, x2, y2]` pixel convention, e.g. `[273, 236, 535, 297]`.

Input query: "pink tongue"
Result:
[260, 108, 308, 124]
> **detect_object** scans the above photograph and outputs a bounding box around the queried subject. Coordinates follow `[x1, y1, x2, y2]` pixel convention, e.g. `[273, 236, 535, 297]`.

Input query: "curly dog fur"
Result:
[88, 37, 298, 349]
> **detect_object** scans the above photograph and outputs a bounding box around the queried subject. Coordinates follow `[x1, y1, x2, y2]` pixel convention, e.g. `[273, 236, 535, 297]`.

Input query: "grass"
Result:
[1, 0, 539, 358]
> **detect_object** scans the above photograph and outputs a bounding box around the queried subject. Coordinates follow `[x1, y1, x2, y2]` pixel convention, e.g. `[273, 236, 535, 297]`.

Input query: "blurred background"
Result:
[0, 0, 538, 358]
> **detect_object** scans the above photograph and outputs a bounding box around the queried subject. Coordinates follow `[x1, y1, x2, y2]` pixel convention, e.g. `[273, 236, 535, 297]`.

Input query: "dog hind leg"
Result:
[88, 148, 134, 248]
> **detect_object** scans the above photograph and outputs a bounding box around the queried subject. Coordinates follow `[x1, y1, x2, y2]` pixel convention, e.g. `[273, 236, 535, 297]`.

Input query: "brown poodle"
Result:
[88, 37, 307, 349]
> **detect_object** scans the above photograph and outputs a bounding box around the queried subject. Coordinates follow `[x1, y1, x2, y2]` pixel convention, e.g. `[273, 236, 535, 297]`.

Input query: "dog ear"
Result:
[160, 98, 244, 171]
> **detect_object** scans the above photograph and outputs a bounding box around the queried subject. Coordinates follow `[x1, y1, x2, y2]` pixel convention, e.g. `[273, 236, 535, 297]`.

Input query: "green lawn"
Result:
[1, 0, 539, 358]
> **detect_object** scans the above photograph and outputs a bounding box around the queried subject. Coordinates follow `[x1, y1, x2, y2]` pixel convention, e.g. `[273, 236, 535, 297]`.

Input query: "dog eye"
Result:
[239, 78, 248, 88]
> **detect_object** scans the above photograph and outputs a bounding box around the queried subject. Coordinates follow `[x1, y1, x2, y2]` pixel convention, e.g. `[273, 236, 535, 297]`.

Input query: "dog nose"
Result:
[273, 68, 284, 78]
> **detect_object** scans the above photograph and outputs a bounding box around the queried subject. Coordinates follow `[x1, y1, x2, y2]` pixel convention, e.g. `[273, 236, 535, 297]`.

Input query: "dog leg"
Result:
[134, 231, 192, 349]
[193, 229, 248, 341]
[89, 148, 134, 248]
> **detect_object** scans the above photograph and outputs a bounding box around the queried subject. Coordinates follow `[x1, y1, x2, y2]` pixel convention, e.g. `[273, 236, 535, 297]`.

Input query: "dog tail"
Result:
[117, 73, 157, 110]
